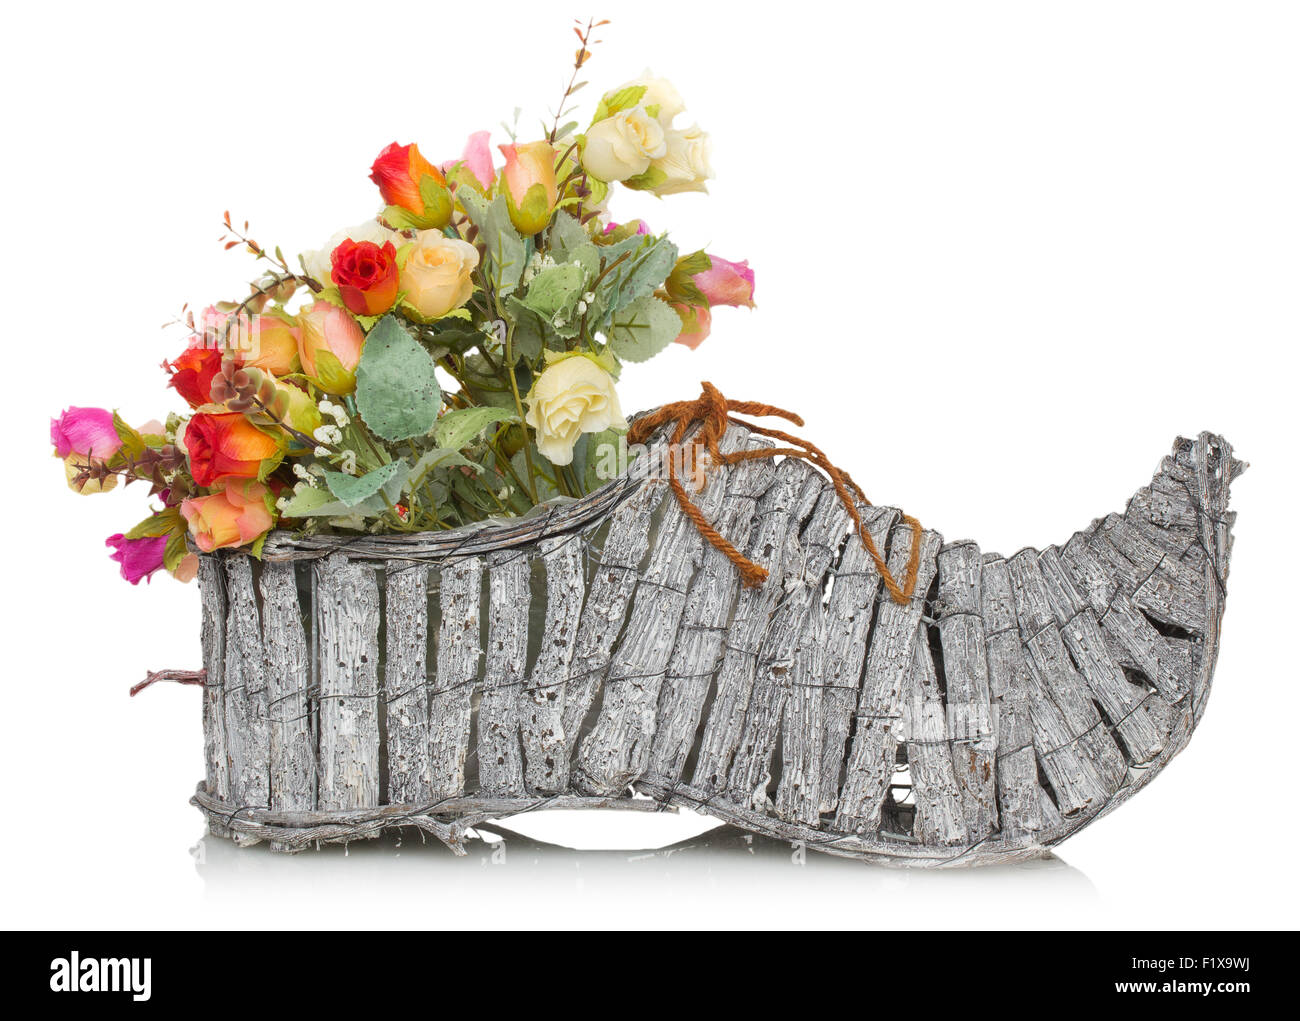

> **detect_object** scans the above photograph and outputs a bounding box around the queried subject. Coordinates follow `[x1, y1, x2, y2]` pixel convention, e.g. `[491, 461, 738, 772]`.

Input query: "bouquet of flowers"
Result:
[50, 22, 755, 585]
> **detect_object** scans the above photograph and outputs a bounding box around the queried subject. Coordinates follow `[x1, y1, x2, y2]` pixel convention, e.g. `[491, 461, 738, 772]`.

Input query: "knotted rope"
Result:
[627, 382, 923, 605]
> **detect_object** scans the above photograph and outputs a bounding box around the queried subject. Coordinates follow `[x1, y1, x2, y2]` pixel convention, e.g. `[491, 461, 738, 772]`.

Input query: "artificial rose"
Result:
[184, 412, 280, 487]
[603, 219, 650, 236]
[498, 140, 559, 235]
[581, 107, 667, 183]
[245, 315, 301, 376]
[443, 130, 495, 191]
[399, 232, 479, 320]
[671, 303, 712, 350]
[650, 124, 714, 196]
[331, 239, 399, 316]
[611, 71, 685, 127]
[524, 356, 625, 466]
[297, 301, 365, 394]
[167, 346, 225, 407]
[105, 533, 167, 585]
[369, 142, 446, 214]
[180, 479, 275, 553]
[170, 552, 200, 583]
[50, 407, 121, 460]
[694, 255, 755, 308]
[301, 220, 404, 286]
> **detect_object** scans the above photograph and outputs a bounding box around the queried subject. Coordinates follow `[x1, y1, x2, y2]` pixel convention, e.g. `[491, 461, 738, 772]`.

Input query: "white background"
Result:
[2, 0, 1296, 929]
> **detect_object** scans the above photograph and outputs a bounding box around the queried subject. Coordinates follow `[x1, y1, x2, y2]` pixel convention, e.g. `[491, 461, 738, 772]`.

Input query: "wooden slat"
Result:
[1007, 550, 1127, 801]
[978, 556, 1044, 839]
[383, 563, 431, 803]
[906, 632, 969, 846]
[692, 458, 818, 791]
[520, 535, 584, 792]
[198, 556, 229, 834]
[479, 550, 529, 796]
[577, 430, 744, 795]
[934, 541, 998, 840]
[833, 525, 942, 835]
[646, 431, 776, 788]
[260, 561, 316, 817]
[315, 554, 381, 813]
[1038, 547, 1171, 764]
[222, 557, 269, 813]
[560, 478, 666, 761]
[817, 506, 898, 814]
[428, 556, 483, 800]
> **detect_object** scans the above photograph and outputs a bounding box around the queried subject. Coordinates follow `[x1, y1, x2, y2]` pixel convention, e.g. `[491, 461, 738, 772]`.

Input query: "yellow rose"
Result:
[650, 124, 713, 196]
[399, 231, 479, 320]
[581, 107, 667, 183]
[525, 356, 624, 466]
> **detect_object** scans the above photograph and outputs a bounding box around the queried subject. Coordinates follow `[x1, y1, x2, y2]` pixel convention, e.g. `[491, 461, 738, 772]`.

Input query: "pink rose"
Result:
[604, 219, 650, 236]
[671, 303, 712, 350]
[105, 533, 168, 585]
[50, 407, 121, 459]
[443, 130, 495, 190]
[694, 256, 755, 308]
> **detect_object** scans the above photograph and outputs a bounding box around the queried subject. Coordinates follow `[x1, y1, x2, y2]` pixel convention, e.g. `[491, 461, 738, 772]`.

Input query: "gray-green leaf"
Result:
[607, 294, 682, 362]
[323, 461, 409, 508]
[355, 315, 442, 441]
[433, 406, 517, 451]
[459, 190, 526, 296]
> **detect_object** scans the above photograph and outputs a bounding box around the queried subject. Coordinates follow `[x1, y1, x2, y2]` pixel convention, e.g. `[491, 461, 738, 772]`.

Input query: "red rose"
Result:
[330, 239, 399, 316]
[370, 142, 444, 214]
[167, 346, 227, 408]
[184, 412, 280, 488]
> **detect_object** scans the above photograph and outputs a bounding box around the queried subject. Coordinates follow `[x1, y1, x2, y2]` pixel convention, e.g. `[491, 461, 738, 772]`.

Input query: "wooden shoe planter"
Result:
[191, 422, 1243, 866]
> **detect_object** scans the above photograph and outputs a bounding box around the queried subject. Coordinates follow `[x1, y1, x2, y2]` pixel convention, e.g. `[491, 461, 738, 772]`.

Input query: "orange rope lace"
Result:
[626, 382, 923, 604]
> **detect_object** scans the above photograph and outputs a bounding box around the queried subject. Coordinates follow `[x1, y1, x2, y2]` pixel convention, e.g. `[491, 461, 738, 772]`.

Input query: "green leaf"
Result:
[123, 506, 181, 540]
[597, 235, 678, 319]
[355, 315, 442, 441]
[520, 261, 589, 330]
[458, 190, 526, 295]
[163, 531, 188, 573]
[622, 166, 669, 192]
[548, 211, 589, 259]
[323, 461, 409, 508]
[592, 85, 647, 123]
[406, 447, 482, 493]
[277, 486, 348, 517]
[607, 294, 682, 362]
[112, 411, 146, 459]
[433, 406, 517, 451]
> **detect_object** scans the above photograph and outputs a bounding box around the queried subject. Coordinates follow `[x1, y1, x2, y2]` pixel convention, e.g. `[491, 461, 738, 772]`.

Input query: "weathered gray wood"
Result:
[560, 476, 667, 758]
[978, 556, 1044, 839]
[833, 525, 943, 835]
[817, 506, 899, 814]
[1187, 432, 1238, 723]
[520, 535, 583, 792]
[479, 550, 528, 796]
[693, 458, 818, 791]
[1037, 546, 1171, 764]
[735, 483, 849, 815]
[429, 556, 483, 799]
[1090, 515, 1207, 633]
[905, 632, 969, 846]
[646, 430, 776, 787]
[315, 554, 380, 813]
[222, 557, 269, 818]
[260, 561, 316, 823]
[577, 430, 744, 795]
[1007, 549, 1127, 805]
[933, 541, 998, 840]
[383, 563, 431, 803]
[198, 556, 229, 836]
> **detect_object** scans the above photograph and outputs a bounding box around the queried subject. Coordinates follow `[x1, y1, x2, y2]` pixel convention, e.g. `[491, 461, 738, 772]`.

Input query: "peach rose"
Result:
[297, 302, 365, 394]
[399, 232, 479, 321]
[245, 315, 301, 376]
[180, 479, 276, 553]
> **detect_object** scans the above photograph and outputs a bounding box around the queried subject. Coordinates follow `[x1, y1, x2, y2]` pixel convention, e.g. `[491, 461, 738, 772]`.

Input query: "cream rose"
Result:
[301, 220, 404, 285]
[581, 107, 668, 183]
[399, 231, 479, 320]
[650, 124, 714, 196]
[525, 356, 624, 466]
[615, 71, 685, 127]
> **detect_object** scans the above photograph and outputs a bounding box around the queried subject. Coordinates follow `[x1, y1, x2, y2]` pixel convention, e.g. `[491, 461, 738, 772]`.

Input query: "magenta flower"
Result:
[694, 255, 755, 308]
[50, 407, 122, 459]
[106, 533, 168, 585]
[604, 219, 650, 236]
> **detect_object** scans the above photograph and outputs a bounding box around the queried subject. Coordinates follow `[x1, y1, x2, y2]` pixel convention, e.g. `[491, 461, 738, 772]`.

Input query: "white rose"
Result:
[616, 70, 685, 127]
[301, 220, 404, 284]
[525, 356, 625, 466]
[581, 107, 668, 183]
[650, 124, 714, 196]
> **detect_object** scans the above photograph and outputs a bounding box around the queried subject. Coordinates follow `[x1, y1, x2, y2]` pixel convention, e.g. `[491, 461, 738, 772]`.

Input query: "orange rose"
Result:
[297, 301, 365, 394]
[370, 142, 447, 218]
[180, 479, 275, 553]
[498, 141, 558, 235]
[245, 315, 301, 376]
[184, 412, 280, 487]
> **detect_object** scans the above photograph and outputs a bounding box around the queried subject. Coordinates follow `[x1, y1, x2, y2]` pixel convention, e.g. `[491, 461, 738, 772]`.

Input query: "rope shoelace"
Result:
[627, 382, 923, 605]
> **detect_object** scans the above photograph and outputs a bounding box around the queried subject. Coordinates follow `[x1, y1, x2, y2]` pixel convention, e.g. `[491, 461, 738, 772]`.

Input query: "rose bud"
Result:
[330, 239, 399, 317]
[181, 479, 276, 553]
[370, 142, 451, 228]
[105, 533, 168, 585]
[297, 301, 366, 395]
[244, 315, 301, 376]
[498, 141, 559, 236]
[183, 412, 280, 488]
[670, 302, 712, 350]
[694, 255, 756, 308]
[442, 130, 495, 191]
[51, 406, 124, 493]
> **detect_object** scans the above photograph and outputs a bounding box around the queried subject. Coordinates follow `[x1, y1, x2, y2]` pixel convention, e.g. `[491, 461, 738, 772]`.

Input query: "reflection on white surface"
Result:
[192, 813, 1097, 926]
